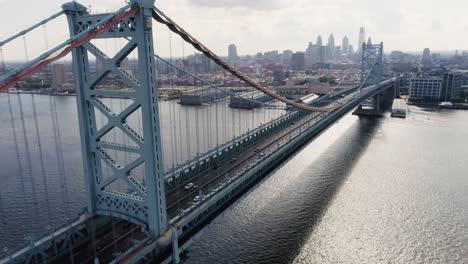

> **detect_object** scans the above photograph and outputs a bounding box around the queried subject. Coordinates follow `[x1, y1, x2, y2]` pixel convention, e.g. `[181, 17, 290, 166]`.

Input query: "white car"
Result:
[184, 183, 194, 190]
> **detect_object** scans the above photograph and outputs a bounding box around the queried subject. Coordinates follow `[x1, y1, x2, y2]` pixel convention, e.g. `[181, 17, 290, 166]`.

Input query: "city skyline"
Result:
[0, 0, 466, 60]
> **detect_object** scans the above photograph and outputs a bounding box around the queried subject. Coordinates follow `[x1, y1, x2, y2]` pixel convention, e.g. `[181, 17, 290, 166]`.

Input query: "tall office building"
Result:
[358, 27, 365, 51]
[367, 37, 372, 46]
[348, 45, 354, 55]
[342, 36, 349, 54]
[316, 35, 324, 63]
[316, 35, 323, 47]
[305, 41, 315, 67]
[327, 33, 335, 61]
[228, 44, 238, 66]
[51, 63, 68, 91]
[282, 50, 293, 65]
[421, 48, 432, 66]
[441, 71, 463, 101]
[290, 52, 305, 70]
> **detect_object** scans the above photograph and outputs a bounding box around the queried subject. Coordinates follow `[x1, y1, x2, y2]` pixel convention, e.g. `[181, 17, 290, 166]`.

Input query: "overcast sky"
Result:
[0, 0, 466, 60]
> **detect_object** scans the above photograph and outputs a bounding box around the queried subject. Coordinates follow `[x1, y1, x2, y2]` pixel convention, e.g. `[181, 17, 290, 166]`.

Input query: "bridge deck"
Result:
[0, 79, 395, 264]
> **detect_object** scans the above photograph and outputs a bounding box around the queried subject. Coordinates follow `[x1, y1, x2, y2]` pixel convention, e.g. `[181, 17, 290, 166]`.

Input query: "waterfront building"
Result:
[409, 77, 443, 100]
[441, 71, 463, 101]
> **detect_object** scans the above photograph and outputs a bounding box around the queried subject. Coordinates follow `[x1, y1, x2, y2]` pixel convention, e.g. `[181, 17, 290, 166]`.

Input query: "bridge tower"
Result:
[360, 42, 384, 87]
[354, 42, 393, 116]
[63, 0, 167, 237]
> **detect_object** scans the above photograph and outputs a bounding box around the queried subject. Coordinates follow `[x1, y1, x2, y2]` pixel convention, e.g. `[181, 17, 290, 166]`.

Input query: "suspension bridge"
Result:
[0, 0, 396, 263]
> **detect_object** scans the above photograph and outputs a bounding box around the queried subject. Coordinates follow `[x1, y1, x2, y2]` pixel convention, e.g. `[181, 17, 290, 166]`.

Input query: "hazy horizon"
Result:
[0, 0, 467, 60]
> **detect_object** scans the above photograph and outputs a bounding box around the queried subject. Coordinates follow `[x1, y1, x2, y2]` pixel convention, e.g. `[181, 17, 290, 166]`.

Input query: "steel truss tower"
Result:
[360, 42, 383, 87]
[64, 0, 167, 237]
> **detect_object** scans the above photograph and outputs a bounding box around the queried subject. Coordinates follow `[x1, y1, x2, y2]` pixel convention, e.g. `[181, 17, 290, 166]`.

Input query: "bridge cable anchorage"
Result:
[0, 4, 138, 91]
[151, 7, 338, 113]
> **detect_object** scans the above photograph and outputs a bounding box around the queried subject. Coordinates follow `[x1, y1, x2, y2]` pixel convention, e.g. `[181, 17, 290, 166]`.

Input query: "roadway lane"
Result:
[165, 115, 331, 217]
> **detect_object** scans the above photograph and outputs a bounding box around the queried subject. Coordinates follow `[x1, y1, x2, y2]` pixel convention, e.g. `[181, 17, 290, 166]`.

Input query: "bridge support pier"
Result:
[353, 84, 395, 117]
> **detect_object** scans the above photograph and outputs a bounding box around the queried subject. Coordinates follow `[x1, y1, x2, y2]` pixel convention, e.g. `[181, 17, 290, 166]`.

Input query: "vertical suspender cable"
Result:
[169, 30, 179, 168]
[181, 39, 191, 162]
[7, 94, 28, 232]
[17, 94, 38, 237]
[238, 109, 241, 138]
[195, 107, 200, 157]
[206, 103, 210, 152]
[43, 25, 49, 51]
[177, 100, 183, 163]
[0, 47, 5, 70]
[231, 106, 235, 140]
[22, 36, 29, 62]
[49, 96, 70, 219]
[185, 107, 191, 162]
[215, 97, 219, 150]
[200, 104, 205, 153]
[31, 94, 53, 221]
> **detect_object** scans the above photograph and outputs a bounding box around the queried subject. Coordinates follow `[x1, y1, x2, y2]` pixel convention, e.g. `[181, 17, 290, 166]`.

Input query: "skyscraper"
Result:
[282, 50, 293, 65]
[358, 27, 365, 51]
[421, 48, 432, 66]
[316, 35, 324, 63]
[342, 36, 349, 54]
[228, 44, 238, 66]
[367, 37, 372, 46]
[316, 35, 323, 47]
[305, 41, 314, 67]
[290, 52, 305, 70]
[327, 33, 335, 61]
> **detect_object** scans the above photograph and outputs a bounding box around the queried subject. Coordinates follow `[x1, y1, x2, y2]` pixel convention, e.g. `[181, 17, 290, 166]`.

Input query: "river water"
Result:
[184, 107, 467, 263]
[0, 94, 466, 263]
